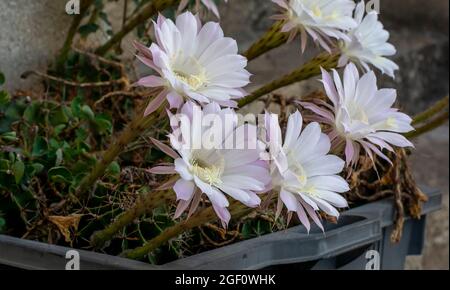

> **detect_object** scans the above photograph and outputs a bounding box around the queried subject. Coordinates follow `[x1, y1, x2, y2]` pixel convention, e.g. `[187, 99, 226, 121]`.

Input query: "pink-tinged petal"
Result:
[174, 199, 191, 219]
[136, 54, 160, 73]
[301, 28, 308, 53]
[296, 203, 311, 233]
[144, 89, 167, 117]
[213, 204, 231, 228]
[345, 139, 355, 166]
[177, 0, 189, 13]
[246, 192, 262, 208]
[147, 166, 176, 175]
[187, 190, 202, 218]
[299, 102, 335, 123]
[320, 67, 339, 107]
[360, 140, 393, 165]
[272, 0, 289, 10]
[283, 110, 303, 150]
[299, 193, 320, 211]
[174, 178, 196, 201]
[366, 136, 394, 152]
[156, 177, 178, 191]
[351, 142, 361, 167]
[133, 41, 153, 59]
[150, 137, 180, 160]
[194, 177, 229, 208]
[281, 21, 297, 33]
[218, 184, 251, 204]
[137, 75, 165, 88]
[174, 158, 193, 181]
[338, 55, 349, 68]
[214, 99, 238, 108]
[275, 196, 284, 221]
[300, 199, 324, 232]
[313, 197, 340, 218]
[167, 91, 184, 109]
[201, 0, 220, 18]
[370, 132, 414, 148]
[280, 190, 299, 212]
[316, 190, 348, 208]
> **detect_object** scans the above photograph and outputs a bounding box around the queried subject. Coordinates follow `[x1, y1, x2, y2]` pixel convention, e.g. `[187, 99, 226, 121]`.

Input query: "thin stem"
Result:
[412, 96, 449, 125]
[95, 0, 181, 56]
[238, 52, 340, 108]
[122, 0, 129, 27]
[21, 70, 127, 88]
[122, 201, 251, 260]
[243, 21, 289, 62]
[56, 0, 95, 71]
[405, 112, 449, 139]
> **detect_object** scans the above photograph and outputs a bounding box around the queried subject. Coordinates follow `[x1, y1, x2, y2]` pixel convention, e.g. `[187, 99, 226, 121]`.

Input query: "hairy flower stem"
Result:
[95, 0, 181, 56]
[122, 201, 252, 260]
[90, 190, 173, 248]
[405, 111, 449, 139]
[75, 97, 166, 199]
[56, 0, 95, 71]
[243, 21, 289, 62]
[238, 53, 340, 108]
[412, 96, 449, 125]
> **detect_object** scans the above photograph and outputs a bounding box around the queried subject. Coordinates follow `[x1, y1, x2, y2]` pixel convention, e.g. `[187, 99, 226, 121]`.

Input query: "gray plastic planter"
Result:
[0, 187, 442, 270]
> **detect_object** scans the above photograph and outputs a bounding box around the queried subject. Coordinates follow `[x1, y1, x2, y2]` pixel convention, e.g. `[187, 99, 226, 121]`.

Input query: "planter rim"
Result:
[0, 186, 442, 270]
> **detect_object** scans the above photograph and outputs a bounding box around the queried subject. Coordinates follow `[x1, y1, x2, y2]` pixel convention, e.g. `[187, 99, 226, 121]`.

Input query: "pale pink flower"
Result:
[338, 1, 399, 78]
[272, 0, 357, 52]
[149, 102, 271, 227]
[266, 111, 349, 232]
[135, 12, 250, 116]
[301, 63, 414, 167]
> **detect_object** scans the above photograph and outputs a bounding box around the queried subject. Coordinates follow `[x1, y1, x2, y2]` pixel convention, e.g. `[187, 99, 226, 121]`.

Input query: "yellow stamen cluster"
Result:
[174, 71, 207, 91]
[190, 158, 223, 186]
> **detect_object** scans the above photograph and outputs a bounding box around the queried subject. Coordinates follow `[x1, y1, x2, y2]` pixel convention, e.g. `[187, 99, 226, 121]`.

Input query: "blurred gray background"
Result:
[0, 0, 448, 269]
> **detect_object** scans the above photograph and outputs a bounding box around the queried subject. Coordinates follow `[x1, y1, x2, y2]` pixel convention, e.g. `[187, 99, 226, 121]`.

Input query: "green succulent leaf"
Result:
[12, 160, 25, 184]
[107, 161, 121, 176]
[48, 166, 73, 184]
[78, 23, 100, 38]
[32, 136, 48, 157]
[81, 105, 95, 121]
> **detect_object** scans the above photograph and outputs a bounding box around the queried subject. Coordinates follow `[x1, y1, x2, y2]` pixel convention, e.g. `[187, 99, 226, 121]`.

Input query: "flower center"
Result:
[190, 158, 223, 186]
[312, 5, 322, 17]
[353, 109, 370, 125]
[174, 71, 207, 91]
[347, 101, 370, 125]
[293, 162, 308, 188]
[386, 117, 398, 129]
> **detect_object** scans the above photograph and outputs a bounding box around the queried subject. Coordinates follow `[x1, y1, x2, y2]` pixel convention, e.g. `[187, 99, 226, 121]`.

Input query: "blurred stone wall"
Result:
[0, 0, 448, 269]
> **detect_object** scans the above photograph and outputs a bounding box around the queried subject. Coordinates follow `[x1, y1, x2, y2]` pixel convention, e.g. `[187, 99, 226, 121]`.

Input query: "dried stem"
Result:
[243, 21, 289, 62]
[238, 52, 340, 108]
[56, 0, 95, 71]
[391, 158, 405, 243]
[95, 0, 181, 56]
[21, 70, 128, 88]
[412, 96, 449, 125]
